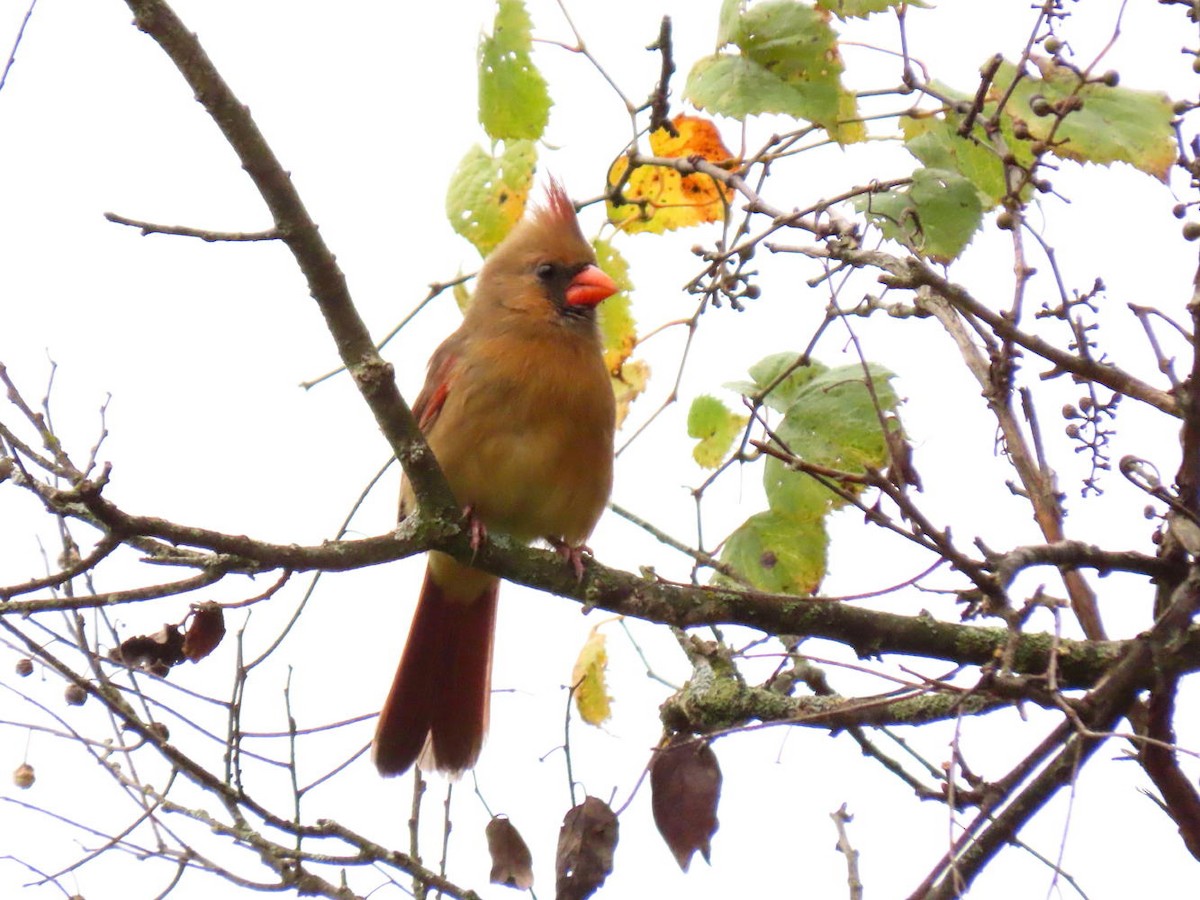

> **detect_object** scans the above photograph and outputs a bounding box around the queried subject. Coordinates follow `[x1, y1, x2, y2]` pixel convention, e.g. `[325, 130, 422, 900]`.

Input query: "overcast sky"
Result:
[2, 1, 1198, 898]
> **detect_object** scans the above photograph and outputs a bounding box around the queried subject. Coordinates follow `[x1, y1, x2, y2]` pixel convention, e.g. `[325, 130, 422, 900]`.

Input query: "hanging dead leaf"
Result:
[182, 602, 226, 662]
[555, 796, 619, 900]
[111, 624, 186, 675]
[607, 114, 734, 234]
[571, 624, 612, 726]
[883, 414, 922, 492]
[486, 814, 534, 890]
[650, 735, 722, 871]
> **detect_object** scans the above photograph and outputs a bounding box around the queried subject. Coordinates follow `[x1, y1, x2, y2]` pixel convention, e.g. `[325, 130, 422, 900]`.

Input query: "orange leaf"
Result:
[608, 114, 734, 234]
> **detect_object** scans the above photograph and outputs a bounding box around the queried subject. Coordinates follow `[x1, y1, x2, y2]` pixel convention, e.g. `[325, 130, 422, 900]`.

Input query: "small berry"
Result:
[13, 763, 34, 790]
[996, 211, 1016, 231]
[15, 658, 32, 677]
[1184, 222, 1200, 241]
[65, 684, 87, 707]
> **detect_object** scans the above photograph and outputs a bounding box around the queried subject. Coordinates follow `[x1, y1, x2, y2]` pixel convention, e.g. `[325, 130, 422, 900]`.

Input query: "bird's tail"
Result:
[373, 560, 498, 777]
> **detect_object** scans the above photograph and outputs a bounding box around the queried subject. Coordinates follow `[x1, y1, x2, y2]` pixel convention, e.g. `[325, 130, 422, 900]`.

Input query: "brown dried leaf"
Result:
[486, 814, 534, 890]
[110, 624, 186, 674]
[555, 796, 618, 900]
[650, 735, 722, 871]
[884, 414, 922, 492]
[182, 602, 226, 662]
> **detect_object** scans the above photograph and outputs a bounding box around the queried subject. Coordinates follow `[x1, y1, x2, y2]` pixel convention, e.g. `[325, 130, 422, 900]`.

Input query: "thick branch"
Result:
[661, 677, 1011, 734]
[5, 469, 1188, 689]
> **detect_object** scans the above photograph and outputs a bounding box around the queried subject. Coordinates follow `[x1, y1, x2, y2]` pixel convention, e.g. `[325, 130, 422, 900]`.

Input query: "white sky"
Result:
[1, 1, 1197, 898]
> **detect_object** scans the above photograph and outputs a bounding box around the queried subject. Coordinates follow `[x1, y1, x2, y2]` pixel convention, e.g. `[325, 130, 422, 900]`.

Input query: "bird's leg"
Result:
[547, 537, 591, 581]
[463, 505, 488, 557]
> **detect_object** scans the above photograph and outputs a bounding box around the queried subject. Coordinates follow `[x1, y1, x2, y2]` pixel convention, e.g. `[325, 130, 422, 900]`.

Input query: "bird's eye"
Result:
[535, 262, 556, 282]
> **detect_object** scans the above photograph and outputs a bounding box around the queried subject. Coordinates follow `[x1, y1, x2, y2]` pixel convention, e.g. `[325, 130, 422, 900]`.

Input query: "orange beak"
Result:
[565, 265, 618, 307]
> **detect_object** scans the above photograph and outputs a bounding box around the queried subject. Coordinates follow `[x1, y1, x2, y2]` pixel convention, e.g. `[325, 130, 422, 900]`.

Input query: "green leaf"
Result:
[716, 0, 744, 46]
[717, 509, 827, 595]
[718, 359, 901, 595]
[445, 141, 537, 255]
[686, 54, 813, 120]
[763, 454, 832, 519]
[688, 395, 748, 469]
[725, 351, 818, 413]
[772, 362, 897, 495]
[992, 57, 1175, 181]
[478, 0, 552, 141]
[685, 0, 864, 143]
[816, 0, 929, 18]
[901, 114, 1007, 208]
[855, 167, 984, 262]
[736, 0, 838, 82]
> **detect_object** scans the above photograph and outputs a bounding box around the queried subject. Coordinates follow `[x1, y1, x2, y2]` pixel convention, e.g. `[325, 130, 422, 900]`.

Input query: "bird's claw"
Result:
[549, 537, 591, 581]
[463, 505, 488, 556]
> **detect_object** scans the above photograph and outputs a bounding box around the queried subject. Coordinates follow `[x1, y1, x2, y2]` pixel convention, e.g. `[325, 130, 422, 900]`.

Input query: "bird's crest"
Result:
[539, 178, 580, 232]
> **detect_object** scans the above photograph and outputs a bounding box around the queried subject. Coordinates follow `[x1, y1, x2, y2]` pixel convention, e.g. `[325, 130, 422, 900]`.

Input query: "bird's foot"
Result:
[463, 505, 488, 556]
[548, 537, 591, 581]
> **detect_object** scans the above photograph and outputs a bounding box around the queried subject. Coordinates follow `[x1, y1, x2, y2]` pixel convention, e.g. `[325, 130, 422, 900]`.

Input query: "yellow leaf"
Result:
[612, 358, 650, 430]
[593, 239, 637, 374]
[452, 275, 472, 314]
[571, 625, 611, 726]
[607, 114, 735, 234]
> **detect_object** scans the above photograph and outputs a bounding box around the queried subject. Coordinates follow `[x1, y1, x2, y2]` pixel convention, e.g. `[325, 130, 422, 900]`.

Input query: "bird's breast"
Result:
[427, 332, 615, 545]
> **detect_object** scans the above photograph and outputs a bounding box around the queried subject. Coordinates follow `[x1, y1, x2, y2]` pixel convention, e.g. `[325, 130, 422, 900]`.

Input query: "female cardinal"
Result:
[372, 181, 617, 777]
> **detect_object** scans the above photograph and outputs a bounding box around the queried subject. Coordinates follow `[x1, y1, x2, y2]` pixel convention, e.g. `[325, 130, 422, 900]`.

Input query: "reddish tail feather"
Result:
[373, 567, 498, 776]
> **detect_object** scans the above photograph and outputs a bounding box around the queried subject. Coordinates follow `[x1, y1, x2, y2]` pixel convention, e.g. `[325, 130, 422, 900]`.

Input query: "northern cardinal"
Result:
[373, 181, 617, 777]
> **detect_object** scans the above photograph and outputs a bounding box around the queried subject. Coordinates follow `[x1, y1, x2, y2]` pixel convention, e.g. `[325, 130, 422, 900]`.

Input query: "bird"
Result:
[373, 180, 618, 777]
